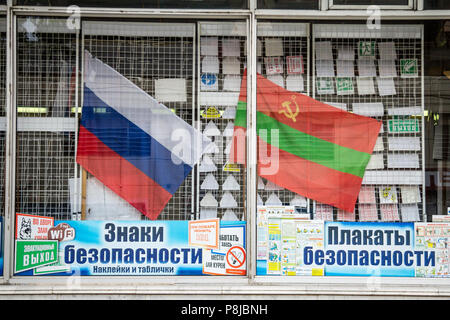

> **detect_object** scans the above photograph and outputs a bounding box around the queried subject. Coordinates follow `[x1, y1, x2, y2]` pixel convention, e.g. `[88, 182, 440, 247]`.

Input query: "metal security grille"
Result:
[312, 24, 424, 222]
[82, 21, 195, 221]
[15, 18, 78, 220]
[256, 22, 311, 212]
[197, 22, 248, 222]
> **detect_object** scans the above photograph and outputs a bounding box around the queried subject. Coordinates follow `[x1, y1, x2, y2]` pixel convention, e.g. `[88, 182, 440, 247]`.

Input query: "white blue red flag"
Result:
[77, 51, 211, 220]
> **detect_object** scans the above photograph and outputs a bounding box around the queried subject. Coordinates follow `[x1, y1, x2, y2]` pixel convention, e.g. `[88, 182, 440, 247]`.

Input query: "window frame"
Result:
[1, 4, 450, 297]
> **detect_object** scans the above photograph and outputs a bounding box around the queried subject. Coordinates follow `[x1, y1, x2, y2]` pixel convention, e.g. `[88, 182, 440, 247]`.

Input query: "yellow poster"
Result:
[267, 218, 281, 274]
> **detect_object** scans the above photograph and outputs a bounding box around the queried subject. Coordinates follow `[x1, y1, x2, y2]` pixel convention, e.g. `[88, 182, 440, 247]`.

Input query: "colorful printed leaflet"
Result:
[77, 51, 210, 220]
[229, 70, 382, 213]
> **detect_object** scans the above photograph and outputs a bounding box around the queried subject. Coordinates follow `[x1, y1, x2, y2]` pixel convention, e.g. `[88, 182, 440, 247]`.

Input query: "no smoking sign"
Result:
[225, 246, 246, 275]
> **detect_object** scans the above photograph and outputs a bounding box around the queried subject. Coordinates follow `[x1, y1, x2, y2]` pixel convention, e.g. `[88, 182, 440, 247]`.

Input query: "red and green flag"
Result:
[229, 71, 382, 213]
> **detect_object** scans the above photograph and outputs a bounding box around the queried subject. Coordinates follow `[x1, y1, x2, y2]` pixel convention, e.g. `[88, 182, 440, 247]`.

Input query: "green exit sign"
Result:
[15, 240, 58, 273]
[388, 118, 420, 133]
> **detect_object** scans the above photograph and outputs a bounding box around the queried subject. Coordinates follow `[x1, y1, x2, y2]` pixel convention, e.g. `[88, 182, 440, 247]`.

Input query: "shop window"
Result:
[0, 17, 5, 277]
[253, 23, 436, 278]
[424, 21, 450, 220]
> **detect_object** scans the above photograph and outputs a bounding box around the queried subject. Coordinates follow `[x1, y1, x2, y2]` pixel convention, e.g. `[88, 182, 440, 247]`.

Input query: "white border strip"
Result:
[313, 24, 422, 39]
[83, 21, 195, 37]
[328, 0, 414, 10]
[17, 17, 76, 34]
[199, 21, 246, 36]
[0, 117, 77, 132]
[362, 170, 423, 185]
[257, 22, 308, 37]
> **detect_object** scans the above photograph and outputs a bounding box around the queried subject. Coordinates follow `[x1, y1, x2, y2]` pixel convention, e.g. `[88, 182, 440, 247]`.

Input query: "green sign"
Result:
[358, 41, 375, 58]
[336, 77, 354, 95]
[388, 118, 420, 133]
[400, 59, 418, 77]
[316, 78, 334, 94]
[15, 240, 58, 273]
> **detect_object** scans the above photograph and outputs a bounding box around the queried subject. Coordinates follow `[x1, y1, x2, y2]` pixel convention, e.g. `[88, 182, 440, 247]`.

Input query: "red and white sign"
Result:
[15, 213, 54, 240]
[265, 57, 283, 75]
[287, 55, 304, 74]
[225, 246, 246, 275]
[188, 218, 220, 249]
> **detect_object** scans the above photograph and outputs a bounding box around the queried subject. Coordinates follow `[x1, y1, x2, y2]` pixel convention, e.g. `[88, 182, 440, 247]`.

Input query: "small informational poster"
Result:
[200, 73, 218, 91]
[281, 219, 297, 275]
[200, 106, 222, 119]
[267, 217, 282, 274]
[286, 55, 304, 74]
[356, 77, 375, 95]
[378, 42, 397, 60]
[295, 221, 325, 276]
[388, 117, 420, 133]
[316, 78, 334, 95]
[379, 186, 398, 204]
[400, 59, 418, 78]
[201, 36, 218, 56]
[336, 77, 354, 95]
[336, 60, 354, 77]
[358, 41, 376, 58]
[415, 223, 450, 278]
[223, 161, 241, 172]
[315, 60, 334, 77]
[257, 206, 322, 276]
[358, 59, 377, 77]
[222, 38, 240, 57]
[257, 207, 269, 260]
[377, 77, 396, 96]
[265, 57, 283, 75]
[188, 218, 220, 249]
[315, 41, 333, 60]
[265, 38, 284, 57]
[154, 78, 187, 102]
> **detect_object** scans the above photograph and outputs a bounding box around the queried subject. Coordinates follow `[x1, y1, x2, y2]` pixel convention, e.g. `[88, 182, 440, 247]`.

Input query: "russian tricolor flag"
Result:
[76, 52, 211, 220]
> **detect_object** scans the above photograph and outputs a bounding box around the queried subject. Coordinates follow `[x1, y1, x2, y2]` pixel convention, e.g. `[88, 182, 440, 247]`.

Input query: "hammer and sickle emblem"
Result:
[279, 95, 300, 122]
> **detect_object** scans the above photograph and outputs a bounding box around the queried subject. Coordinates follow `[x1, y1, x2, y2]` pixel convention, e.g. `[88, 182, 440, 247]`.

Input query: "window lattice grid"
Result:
[15, 132, 76, 218]
[17, 32, 77, 118]
[84, 31, 194, 221]
[312, 28, 424, 223]
[15, 19, 77, 220]
[198, 22, 248, 222]
[256, 24, 310, 212]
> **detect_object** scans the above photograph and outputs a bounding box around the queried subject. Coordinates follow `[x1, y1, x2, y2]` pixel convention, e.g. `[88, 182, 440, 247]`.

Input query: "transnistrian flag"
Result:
[77, 51, 211, 220]
[230, 71, 382, 213]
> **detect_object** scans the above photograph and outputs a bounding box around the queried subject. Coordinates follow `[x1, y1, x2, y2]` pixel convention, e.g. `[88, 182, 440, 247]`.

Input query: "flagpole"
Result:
[81, 168, 87, 220]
